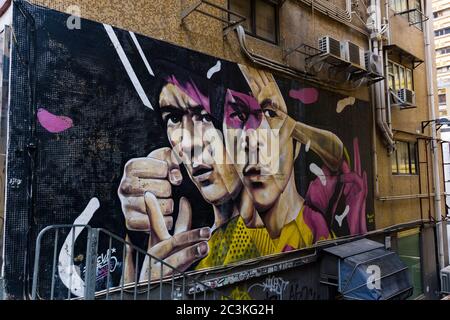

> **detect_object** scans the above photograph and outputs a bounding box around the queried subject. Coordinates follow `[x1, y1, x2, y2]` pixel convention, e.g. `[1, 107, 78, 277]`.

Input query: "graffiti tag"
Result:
[9, 178, 22, 188]
[288, 283, 320, 300]
[82, 248, 118, 282]
[248, 276, 289, 299]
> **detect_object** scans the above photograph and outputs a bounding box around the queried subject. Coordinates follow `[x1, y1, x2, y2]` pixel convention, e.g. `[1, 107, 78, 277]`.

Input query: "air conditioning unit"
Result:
[364, 51, 383, 75]
[318, 36, 342, 58]
[441, 265, 450, 294]
[398, 88, 416, 106]
[341, 41, 365, 69]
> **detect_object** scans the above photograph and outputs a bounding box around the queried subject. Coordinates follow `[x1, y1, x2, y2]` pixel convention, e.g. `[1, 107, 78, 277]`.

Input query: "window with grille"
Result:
[388, 60, 414, 91]
[391, 141, 418, 175]
[390, 0, 423, 30]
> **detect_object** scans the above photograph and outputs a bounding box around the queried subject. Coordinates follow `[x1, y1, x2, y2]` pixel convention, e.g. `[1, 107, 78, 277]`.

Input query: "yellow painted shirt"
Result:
[195, 206, 332, 269]
[195, 216, 267, 269]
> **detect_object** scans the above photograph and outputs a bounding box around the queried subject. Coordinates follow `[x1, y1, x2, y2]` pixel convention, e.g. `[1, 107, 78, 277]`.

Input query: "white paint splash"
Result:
[207, 60, 221, 79]
[305, 140, 311, 152]
[309, 163, 326, 186]
[129, 31, 155, 77]
[58, 197, 100, 297]
[335, 205, 350, 227]
[336, 96, 356, 113]
[104, 24, 153, 110]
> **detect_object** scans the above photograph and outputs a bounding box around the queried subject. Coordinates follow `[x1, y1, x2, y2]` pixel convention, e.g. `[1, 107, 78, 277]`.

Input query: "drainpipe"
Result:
[384, 49, 392, 129]
[371, 0, 395, 151]
[384, 0, 392, 44]
[423, 0, 445, 272]
[235, 26, 357, 92]
[372, 84, 380, 196]
[384, 0, 393, 130]
[368, 38, 380, 197]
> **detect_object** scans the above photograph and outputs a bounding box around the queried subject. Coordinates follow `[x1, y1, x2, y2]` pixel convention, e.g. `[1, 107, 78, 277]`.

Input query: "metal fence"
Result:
[31, 225, 225, 300]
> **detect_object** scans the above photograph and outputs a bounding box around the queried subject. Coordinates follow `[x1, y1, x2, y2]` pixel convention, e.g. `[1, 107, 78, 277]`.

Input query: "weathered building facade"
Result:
[0, 0, 447, 300]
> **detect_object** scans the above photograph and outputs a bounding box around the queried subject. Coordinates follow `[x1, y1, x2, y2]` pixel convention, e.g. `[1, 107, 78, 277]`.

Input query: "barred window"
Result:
[391, 0, 423, 30]
[388, 60, 414, 91]
[391, 141, 418, 175]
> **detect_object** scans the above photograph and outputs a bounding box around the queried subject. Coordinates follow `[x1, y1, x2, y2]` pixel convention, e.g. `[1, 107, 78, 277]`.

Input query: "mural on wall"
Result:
[5, 2, 374, 298]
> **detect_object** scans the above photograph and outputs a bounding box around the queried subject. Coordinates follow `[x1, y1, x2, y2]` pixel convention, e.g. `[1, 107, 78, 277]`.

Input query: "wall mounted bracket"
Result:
[180, 0, 246, 36]
[394, 8, 428, 27]
[421, 119, 450, 134]
[283, 43, 322, 61]
[306, 52, 350, 74]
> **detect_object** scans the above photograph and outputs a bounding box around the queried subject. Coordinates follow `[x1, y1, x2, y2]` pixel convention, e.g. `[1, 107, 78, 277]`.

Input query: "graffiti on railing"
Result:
[81, 248, 118, 282]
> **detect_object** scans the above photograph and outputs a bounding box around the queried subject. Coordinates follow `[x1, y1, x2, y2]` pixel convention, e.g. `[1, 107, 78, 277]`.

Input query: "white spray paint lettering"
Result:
[9, 178, 22, 188]
[83, 248, 118, 281]
[248, 276, 289, 299]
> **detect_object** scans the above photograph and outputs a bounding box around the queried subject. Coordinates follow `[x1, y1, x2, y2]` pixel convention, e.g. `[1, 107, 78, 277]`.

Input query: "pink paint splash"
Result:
[37, 108, 73, 133]
[289, 88, 319, 104]
[224, 89, 262, 130]
[167, 75, 210, 114]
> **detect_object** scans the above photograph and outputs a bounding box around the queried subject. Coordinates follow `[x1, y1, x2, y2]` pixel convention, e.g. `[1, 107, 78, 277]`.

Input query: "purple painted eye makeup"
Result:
[167, 75, 210, 114]
[224, 89, 263, 130]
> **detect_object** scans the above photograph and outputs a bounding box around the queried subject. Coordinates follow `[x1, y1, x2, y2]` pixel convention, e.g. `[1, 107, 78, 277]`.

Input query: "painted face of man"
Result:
[223, 85, 294, 214]
[159, 79, 241, 206]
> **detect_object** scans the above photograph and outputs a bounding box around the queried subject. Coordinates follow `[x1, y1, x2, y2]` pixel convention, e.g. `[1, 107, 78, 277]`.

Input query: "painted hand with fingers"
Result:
[118, 147, 183, 238]
[340, 137, 368, 235]
[139, 191, 211, 281]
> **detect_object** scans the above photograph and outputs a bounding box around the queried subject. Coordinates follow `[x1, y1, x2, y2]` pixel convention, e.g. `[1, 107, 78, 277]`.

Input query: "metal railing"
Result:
[31, 225, 225, 300]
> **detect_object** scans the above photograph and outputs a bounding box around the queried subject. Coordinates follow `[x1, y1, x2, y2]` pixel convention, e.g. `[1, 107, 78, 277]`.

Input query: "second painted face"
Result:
[223, 86, 295, 214]
[159, 80, 241, 206]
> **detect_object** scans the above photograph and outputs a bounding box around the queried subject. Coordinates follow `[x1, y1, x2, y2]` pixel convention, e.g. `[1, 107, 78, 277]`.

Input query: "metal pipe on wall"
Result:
[372, 84, 380, 197]
[384, 0, 393, 130]
[384, 49, 392, 129]
[423, 0, 446, 272]
[375, 0, 391, 139]
[370, 0, 395, 151]
[385, 0, 392, 44]
[234, 26, 361, 92]
[377, 193, 447, 201]
[298, 0, 351, 22]
[296, 0, 369, 36]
